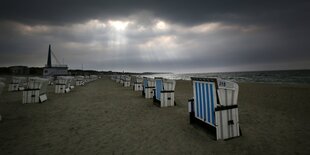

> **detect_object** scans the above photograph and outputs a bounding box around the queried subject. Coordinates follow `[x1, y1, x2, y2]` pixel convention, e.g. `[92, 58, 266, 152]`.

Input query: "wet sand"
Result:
[0, 77, 309, 154]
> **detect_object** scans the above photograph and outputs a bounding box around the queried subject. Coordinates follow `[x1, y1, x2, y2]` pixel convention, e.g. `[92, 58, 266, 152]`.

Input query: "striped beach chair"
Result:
[188, 77, 241, 140]
[8, 76, 27, 91]
[143, 77, 155, 99]
[55, 76, 72, 93]
[133, 77, 143, 91]
[123, 76, 131, 87]
[75, 76, 85, 86]
[153, 78, 176, 107]
[153, 77, 163, 103]
[22, 77, 48, 104]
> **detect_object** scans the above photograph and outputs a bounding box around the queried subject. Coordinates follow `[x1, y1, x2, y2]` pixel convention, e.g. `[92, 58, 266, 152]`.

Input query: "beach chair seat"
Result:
[188, 77, 240, 140]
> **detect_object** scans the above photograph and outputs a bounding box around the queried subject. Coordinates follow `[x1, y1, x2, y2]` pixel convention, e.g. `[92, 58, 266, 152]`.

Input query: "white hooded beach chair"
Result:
[75, 76, 85, 86]
[123, 76, 131, 87]
[90, 75, 98, 82]
[8, 76, 27, 91]
[68, 76, 76, 89]
[84, 75, 90, 83]
[188, 77, 241, 140]
[22, 77, 48, 104]
[153, 78, 176, 107]
[120, 75, 125, 85]
[111, 75, 117, 81]
[130, 76, 136, 87]
[55, 76, 72, 93]
[143, 77, 155, 99]
[115, 75, 121, 83]
[133, 77, 143, 91]
[46, 76, 55, 85]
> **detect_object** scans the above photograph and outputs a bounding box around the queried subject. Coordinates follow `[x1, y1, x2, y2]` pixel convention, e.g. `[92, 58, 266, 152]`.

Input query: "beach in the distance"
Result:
[0, 77, 309, 154]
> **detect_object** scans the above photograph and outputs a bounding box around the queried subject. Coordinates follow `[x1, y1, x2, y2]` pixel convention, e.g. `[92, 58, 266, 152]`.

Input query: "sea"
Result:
[140, 70, 310, 85]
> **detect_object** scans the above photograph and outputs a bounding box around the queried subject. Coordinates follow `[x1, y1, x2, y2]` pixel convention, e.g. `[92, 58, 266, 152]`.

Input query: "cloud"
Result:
[0, 1, 309, 72]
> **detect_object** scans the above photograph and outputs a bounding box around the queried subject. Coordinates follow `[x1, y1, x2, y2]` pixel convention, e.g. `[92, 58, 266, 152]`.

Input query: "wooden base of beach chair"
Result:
[8, 83, 19, 91]
[144, 87, 154, 99]
[55, 84, 66, 93]
[22, 89, 40, 104]
[123, 81, 130, 87]
[133, 83, 143, 91]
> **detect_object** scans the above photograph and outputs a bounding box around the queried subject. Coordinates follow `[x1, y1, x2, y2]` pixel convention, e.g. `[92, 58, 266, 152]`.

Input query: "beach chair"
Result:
[123, 76, 131, 87]
[115, 75, 121, 83]
[84, 75, 90, 83]
[130, 75, 136, 87]
[68, 76, 76, 90]
[47, 77, 54, 85]
[111, 75, 117, 81]
[188, 77, 241, 140]
[90, 75, 98, 82]
[133, 77, 143, 91]
[120, 75, 125, 85]
[22, 77, 48, 104]
[75, 76, 85, 86]
[8, 76, 27, 91]
[143, 77, 155, 99]
[55, 76, 71, 93]
[153, 78, 176, 107]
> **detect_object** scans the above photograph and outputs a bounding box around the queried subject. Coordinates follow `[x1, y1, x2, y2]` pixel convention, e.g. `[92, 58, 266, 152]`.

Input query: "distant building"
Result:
[43, 45, 68, 77]
[9, 66, 29, 75]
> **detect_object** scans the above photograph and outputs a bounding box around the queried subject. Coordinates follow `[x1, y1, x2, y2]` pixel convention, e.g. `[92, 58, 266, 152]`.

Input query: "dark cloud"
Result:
[0, 0, 309, 72]
[1, 0, 309, 27]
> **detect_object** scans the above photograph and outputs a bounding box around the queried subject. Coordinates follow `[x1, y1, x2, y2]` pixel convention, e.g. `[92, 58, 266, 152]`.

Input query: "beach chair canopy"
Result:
[27, 77, 49, 93]
[12, 76, 27, 84]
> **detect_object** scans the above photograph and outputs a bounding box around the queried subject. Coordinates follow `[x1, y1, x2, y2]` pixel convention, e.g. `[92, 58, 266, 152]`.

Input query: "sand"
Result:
[0, 77, 309, 154]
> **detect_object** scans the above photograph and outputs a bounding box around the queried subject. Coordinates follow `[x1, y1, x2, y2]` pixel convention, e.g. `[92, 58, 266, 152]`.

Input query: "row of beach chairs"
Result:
[4, 75, 99, 104]
[111, 75, 176, 107]
[111, 75, 241, 140]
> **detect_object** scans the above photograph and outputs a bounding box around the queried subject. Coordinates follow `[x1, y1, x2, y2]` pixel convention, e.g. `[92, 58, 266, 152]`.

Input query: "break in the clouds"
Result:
[0, 0, 309, 72]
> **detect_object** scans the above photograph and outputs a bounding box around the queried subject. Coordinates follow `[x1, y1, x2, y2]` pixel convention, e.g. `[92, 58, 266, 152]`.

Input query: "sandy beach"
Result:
[0, 77, 309, 154]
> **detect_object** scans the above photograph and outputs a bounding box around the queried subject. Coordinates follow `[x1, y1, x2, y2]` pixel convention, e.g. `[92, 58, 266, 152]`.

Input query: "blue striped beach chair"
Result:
[188, 77, 241, 140]
[153, 77, 163, 103]
[153, 78, 176, 107]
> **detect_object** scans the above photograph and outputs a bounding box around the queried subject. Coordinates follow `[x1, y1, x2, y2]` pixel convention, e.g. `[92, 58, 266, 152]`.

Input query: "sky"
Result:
[0, 0, 309, 73]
